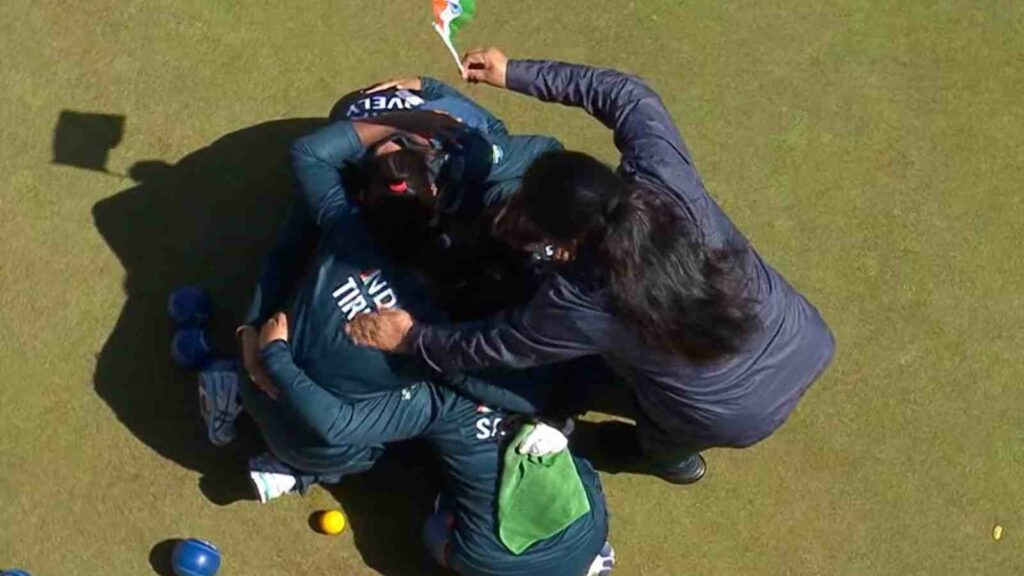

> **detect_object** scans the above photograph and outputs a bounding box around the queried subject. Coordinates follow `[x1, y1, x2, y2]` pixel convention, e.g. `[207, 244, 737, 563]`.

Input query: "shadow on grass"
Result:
[90, 117, 325, 479]
[547, 357, 670, 478]
[84, 116, 442, 574]
[53, 110, 126, 174]
[323, 441, 447, 576]
[148, 538, 181, 576]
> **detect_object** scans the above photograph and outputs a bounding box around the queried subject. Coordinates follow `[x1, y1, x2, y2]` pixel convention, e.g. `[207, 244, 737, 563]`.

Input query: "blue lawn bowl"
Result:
[168, 286, 212, 327]
[171, 328, 212, 369]
[2, 570, 32, 576]
[172, 539, 221, 576]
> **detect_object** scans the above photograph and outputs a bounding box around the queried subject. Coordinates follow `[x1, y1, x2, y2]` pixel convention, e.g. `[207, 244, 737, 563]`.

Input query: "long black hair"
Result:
[515, 151, 759, 363]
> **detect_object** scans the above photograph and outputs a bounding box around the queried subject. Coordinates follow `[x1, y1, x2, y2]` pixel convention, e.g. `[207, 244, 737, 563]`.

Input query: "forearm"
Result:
[353, 121, 401, 147]
[410, 305, 594, 373]
[505, 60, 658, 133]
[506, 59, 699, 204]
[260, 341, 353, 441]
[289, 121, 399, 228]
[412, 319, 551, 372]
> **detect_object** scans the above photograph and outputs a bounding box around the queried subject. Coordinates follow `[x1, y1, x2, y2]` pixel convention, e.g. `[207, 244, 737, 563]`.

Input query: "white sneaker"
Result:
[248, 453, 298, 504]
[198, 360, 243, 447]
[587, 541, 615, 576]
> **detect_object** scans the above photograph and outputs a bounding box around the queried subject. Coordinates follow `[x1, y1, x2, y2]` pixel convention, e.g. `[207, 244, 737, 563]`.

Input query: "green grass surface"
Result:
[1, 1, 1022, 574]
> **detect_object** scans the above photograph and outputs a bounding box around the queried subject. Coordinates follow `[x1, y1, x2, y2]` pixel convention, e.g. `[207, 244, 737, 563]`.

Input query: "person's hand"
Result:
[238, 325, 278, 400]
[345, 308, 415, 352]
[461, 48, 508, 87]
[552, 247, 574, 263]
[367, 77, 423, 93]
[517, 423, 569, 457]
[259, 312, 289, 349]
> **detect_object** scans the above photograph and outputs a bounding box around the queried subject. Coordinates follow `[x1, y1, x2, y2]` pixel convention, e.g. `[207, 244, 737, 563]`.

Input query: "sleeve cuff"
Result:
[505, 60, 533, 94]
[407, 323, 444, 373]
[419, 76, 441, 94]
[260, 340, 296, 379]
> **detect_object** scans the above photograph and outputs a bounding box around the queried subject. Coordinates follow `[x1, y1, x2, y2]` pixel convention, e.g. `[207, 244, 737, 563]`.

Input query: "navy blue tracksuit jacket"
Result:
[408, 60, 837, 449]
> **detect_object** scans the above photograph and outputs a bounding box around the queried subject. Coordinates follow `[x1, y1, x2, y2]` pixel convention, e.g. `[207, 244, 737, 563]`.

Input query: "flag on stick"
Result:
[432, 0, 476, 74]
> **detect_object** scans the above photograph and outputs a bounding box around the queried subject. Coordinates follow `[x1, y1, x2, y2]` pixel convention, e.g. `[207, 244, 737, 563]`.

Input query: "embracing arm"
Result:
[289, 121, 401, 228]
[259, 340, 359, 443]
[504, 59, 704, 208]
[245, 118, 398, 328]
[408, 275, 600, 372]
[261, 341, 434, 446]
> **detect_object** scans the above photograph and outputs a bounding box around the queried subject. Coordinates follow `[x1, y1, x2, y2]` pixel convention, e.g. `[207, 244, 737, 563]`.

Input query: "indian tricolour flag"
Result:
[432, 0, 476, 74]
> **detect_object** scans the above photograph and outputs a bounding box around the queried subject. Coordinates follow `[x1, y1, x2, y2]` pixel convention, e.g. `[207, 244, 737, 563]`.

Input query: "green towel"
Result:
[498, 424, 592, 554]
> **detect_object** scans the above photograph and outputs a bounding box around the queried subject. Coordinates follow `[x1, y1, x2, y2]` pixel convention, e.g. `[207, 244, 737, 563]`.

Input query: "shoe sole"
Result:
[655, 454, 707, 485]
[199, 373, 241, 446]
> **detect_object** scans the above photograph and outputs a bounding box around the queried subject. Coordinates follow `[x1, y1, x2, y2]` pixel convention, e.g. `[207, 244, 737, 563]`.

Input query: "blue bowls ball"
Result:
[171, 328, 212, 369]
[168, 286, 212, 327]
[172, 538, 221, 576]
[2, 569, 32, 576]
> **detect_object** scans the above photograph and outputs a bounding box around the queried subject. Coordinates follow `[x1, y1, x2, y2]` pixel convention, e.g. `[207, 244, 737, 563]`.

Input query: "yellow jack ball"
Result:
[319, 510, 347, 535]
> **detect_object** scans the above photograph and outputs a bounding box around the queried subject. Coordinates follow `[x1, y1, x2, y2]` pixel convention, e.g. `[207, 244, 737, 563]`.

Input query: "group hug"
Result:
[190, 47, 834, 576]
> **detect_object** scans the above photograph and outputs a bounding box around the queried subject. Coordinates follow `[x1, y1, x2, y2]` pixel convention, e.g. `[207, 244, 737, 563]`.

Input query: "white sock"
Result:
[250, 470, 297, 504]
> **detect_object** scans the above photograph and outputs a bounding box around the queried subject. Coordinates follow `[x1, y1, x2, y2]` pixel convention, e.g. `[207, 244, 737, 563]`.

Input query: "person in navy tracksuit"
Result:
[348, 50, 836, 485]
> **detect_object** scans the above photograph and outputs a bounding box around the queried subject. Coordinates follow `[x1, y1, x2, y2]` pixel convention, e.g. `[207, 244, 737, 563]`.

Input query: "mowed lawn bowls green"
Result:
[0, 1, 1021, 574]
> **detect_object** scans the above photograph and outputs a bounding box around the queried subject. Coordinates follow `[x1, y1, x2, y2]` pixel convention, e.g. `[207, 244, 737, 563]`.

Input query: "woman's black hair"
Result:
[364, 147, 435, 213]
[517, 151, 759, 363]
[355, 109, 468, 269]
[361, 148, 438, 263]
[358, 108, 468, 216]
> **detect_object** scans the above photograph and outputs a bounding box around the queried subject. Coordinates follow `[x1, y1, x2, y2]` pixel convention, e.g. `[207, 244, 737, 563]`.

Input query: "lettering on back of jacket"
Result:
[331, 269, 398, 321]
[345, 91, 425, 119]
